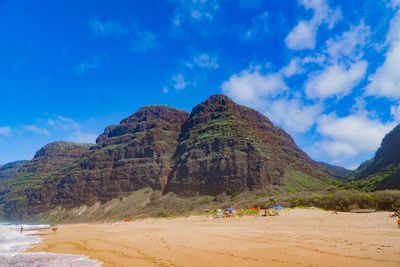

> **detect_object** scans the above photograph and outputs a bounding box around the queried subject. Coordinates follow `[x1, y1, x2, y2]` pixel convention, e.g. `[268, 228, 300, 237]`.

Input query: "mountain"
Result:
[0, 95, 333, 220]
[0, 142, 90, 219]
[318, 162, 352, 180]
[167, 95, 331, 195]
[354, 124, 400, 190]
[0, 161, 28, 181]
[52, 105, 189, 207]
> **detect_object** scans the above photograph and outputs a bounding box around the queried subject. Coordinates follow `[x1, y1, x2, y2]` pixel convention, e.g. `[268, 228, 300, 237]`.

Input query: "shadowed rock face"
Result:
[357, 124, 400, 189]
[0, 95, 332, 219]
[359, 125, 400, 178]
[166, 95, 328, 195]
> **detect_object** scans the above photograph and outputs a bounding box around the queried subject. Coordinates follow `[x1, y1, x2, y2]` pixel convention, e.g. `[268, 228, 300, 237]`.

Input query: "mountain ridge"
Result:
[0, 95, 334, 219]
[351, 124, 400, 191]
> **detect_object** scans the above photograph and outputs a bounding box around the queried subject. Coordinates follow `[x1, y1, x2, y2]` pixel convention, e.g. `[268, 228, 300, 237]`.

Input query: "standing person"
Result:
[397, 216, 400, 229]
[20, 226, 23, 233]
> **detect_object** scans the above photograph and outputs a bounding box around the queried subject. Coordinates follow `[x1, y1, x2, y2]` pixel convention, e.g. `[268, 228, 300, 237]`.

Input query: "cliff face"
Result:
[167, 95, 329, 195]
[0, 95, 333, 219]
[359, 125, 400, 178]
[0, 161, 27, 181]
[0, 142, 90, 219]
[355, 124, 400, 190]
[49, 106, 189, 208]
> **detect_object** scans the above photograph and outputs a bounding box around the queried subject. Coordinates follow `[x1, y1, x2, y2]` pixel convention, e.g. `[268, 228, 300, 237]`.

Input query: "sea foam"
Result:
[0, 223, 100, 267]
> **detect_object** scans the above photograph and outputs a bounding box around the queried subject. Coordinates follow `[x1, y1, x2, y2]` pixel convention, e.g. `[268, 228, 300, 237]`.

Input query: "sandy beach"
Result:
[29, 209, 400, 267]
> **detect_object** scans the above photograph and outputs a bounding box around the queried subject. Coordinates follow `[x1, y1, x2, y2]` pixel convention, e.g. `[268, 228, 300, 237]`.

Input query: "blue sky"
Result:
[0, 0, 400, 169]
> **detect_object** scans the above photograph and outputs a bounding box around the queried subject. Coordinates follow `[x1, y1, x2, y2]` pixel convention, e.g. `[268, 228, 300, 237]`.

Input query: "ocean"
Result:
[0, 223, 100, 267]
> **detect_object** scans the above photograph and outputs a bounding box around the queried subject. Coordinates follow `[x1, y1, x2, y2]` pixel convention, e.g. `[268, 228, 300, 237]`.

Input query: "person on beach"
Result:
[20, 226, 23, 233]
[397, 216, 400, 229]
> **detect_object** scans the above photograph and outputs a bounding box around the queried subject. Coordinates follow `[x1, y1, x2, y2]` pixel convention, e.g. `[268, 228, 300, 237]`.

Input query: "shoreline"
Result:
[0, 223, 99, 266]
[28, 208, 400, 267]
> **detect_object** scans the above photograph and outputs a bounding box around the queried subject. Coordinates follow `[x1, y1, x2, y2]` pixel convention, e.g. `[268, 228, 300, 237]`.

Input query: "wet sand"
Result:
[29, 209, 400, 267]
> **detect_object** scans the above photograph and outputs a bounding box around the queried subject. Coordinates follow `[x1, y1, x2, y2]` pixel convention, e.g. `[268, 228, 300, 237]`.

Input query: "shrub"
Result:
[283, 190, 400, 211]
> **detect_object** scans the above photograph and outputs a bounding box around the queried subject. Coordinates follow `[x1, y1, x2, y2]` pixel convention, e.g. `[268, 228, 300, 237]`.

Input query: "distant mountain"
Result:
[354, 124, 400, 190]
[0, 95, 334, 220]
[0, 160, 27, 181]
[317, 162, 352, 180]
[0, 142, 90, 219]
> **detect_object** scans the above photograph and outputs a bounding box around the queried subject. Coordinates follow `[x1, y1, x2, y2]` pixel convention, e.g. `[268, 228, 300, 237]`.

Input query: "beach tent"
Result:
[271, 205, 284, 210]
[225, 208, 236, 213]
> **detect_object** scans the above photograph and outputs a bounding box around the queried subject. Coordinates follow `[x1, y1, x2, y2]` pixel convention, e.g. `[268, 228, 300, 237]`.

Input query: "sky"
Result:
[0, 0, 400, 169]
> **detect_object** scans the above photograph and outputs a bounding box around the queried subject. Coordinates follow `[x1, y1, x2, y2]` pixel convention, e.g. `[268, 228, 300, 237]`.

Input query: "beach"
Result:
[0, 223, 99, 266]
[29, 209, 400, 267]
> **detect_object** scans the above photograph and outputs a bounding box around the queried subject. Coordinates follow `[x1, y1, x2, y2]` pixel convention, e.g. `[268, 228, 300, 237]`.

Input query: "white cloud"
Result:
[285, 0, 341, 50]
[317, 140, 358, 159]
[130, 26, 158, 53]
[0, 126, 11, 137]
[48, 116, 80, 131]
[315, 112, 395, 161]
[90, 17, 158, 54]
[221, 67, 323, 134]
[366, 42, 400, 98]
[326, 22, 370, 64]
[286, 21, 317, 50]
[89, 17, 128, 37]
[388, 0, 400, 8]
[285, 22, 370, 100]
[305, 60, 367, 99]
[366, 11, 400, 99]
[165, 52, 219, 92]
[172, 73, 188, 91]
[281, 55, 327, 78]
[302, 0, 341, 28]
[69, 131, 97, 144]
[191, 53, 219, 69]
[240, 12, 269, 41]
[172, 0, 219, 27]
[24, 125, 50, 136]
[391, 104, 400, 122]
[221, 69, 287, 109]
[190, 1, 219, 20]
[47, 116, 97, 144]
[281, 58, 303, 77]
[221, 66, 325, 134]
[75, 56, 103, 75]
[266, 99, 322, 133]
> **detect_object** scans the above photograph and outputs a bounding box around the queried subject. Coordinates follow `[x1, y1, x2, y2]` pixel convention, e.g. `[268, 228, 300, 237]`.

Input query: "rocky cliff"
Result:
[167, 95, 330, 195]
[0, 95, 333, 219]
[355, 124, 400, 190]
[0, 142, 90, 219]
[50, 105, 189, 208]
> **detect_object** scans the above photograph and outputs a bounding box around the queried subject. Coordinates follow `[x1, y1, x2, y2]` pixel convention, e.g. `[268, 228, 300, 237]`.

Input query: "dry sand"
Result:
[29, 209, 400, 267]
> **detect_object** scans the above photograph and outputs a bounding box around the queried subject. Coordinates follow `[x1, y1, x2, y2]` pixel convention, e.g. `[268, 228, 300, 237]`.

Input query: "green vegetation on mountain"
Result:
[343, 165, 398, 192]
[283, 170, 339, 193]
[1, 95, 400, 222]
[350, 124, 400, 190]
